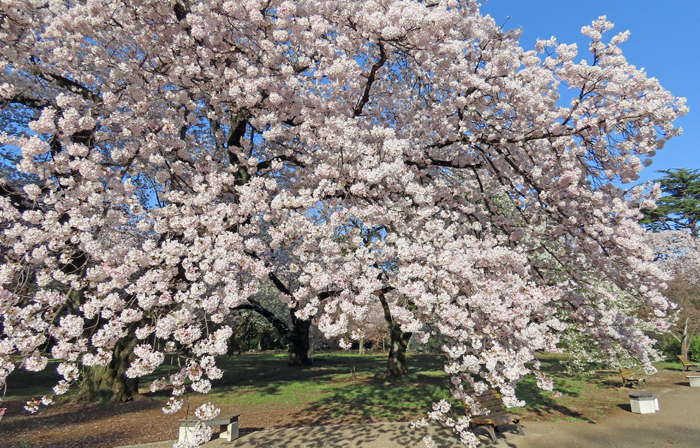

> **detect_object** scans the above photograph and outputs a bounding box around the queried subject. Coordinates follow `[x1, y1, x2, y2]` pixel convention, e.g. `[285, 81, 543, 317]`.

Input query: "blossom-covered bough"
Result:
[0, 0, 686, 446]
[644, 229, 700, 359]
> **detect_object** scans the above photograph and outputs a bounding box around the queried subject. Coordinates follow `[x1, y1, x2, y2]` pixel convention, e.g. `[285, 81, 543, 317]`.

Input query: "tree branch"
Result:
[235, 298, 291, 334]
[353, 42, 387, 117]
[38, 72, 101, 104]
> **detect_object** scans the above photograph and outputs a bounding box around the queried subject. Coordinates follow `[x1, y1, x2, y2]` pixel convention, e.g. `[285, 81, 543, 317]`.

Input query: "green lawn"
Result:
[160, 352, 456, 424]
[3, 359, 67, 401]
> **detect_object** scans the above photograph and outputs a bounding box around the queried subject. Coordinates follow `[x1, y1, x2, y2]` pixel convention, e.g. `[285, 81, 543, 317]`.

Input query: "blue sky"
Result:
[480, 0, 699, 186]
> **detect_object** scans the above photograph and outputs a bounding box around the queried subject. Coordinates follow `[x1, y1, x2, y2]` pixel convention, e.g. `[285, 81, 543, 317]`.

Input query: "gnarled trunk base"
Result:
[288, 318, 312, 366]
[384, 326, 411, 377]
[78, 335, 142, 403]
[377, 291, 412, 377]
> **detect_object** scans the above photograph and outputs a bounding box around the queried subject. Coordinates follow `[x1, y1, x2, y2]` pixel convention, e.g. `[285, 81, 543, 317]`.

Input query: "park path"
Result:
[118, 385, 700, 447]
[504, 386, 700, 448]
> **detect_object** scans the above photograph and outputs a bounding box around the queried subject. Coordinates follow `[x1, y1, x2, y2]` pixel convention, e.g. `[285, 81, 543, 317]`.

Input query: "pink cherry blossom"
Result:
[0, 1, 685, 445]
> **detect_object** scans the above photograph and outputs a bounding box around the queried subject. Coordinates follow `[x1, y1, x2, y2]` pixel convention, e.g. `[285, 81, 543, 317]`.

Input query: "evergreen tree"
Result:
[641, 169, 700, 235]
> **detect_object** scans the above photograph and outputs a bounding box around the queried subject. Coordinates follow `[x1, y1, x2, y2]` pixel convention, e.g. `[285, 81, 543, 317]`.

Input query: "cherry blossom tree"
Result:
[645, 229, 700, 359]
[356, 299, 390, 353]
[334, 217, 417, 374]
[235, 278, 318, 366]
[0, 0, 687, 446]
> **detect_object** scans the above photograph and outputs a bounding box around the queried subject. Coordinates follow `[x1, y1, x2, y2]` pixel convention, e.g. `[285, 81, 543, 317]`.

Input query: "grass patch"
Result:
[3, 359, 66, 401]
[183, 352, 452, 423]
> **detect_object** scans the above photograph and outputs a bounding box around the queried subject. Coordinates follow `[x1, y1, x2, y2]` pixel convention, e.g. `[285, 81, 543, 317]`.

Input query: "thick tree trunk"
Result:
[66, 241, 144, 403]
[109, 335, 141, 402]
[235, 298, 313, 366]
[378, 292, 411, 377]
[385, 323, 411, 377]
[288, 317, 312, 366]
[77, 365, 106, 402]
[77, 334, 142, 403]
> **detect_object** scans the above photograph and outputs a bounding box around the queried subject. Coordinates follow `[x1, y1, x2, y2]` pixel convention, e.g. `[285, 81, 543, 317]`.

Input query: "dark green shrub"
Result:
[660, 335, 700, 362]
[689, 336, 700, 362]
[659, 338, 681, 359]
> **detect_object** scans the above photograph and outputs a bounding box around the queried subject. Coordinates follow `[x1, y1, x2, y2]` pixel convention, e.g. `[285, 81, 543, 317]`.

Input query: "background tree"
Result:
[641, 169, 700, 235]
[641, 169, 700, 360]
[645, 230, 700, 360]
[665, 279, 700, 361]
[227, 310, 281, 354]
[354, 300, 391, 353]
[232, 277, 316, 365]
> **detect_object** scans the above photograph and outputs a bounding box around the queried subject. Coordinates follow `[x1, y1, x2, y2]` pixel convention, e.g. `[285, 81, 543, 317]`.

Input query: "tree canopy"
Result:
[0, 1, 686, 446]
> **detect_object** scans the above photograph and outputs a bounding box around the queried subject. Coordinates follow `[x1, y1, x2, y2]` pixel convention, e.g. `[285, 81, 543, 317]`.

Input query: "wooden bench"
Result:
[179, 413, 239, 443]
[462, 389, 525, 445]
[620, 368, 647, 388]
[677, 355, 698, 371]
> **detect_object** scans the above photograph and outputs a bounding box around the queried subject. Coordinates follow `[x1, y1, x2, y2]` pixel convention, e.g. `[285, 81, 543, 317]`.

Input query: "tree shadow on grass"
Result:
[3, 362, 65, 401]
[284, 372, 452, 427]
[276, 353, 593, 427]
[508, 377, 592, 423]
[208, 353, 446, 397]
[146, 355, 372, 400]
[212, 354, 387, 387]
[2, 363, 169, 439]
[597, 378, 627, 389]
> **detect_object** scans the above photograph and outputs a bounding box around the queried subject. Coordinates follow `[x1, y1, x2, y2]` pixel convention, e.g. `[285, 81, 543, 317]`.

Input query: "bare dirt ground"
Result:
[0, 395, 311, 448]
